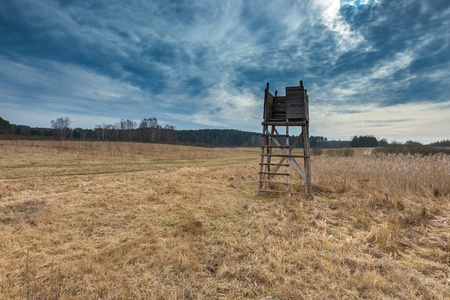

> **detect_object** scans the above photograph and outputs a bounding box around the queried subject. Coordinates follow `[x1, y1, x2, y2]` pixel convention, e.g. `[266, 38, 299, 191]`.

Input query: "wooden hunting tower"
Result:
[258, 81, 312, 194]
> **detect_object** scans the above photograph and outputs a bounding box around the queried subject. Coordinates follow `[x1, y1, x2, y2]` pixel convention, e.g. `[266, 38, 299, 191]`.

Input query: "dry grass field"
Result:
[0, 140, 449, 299]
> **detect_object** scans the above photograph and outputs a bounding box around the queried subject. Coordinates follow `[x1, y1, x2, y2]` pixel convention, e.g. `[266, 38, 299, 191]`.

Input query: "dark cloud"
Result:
[0, 0, 449, 141]
[324, 0, 450, 107]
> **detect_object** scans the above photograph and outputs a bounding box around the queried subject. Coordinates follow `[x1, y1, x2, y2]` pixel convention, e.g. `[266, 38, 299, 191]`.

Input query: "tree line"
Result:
[0, 116, 175, 143]
[50, 117, 176, 143]
[0, 117, 53, 137]
[349, 135, 388, 148]
[176, 131, 353, 148]
[1, 116, 446, 148]
[429, 139, 450, 147]
[176, 129, 261, 147]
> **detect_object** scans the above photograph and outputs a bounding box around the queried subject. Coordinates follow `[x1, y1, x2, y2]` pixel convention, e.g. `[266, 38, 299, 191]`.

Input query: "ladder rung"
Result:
[261, 154, 307, 158]
[259, 172, 290, 175]
[262, 134, 289, 137]
[262, 121, 307, 126]
[258, 180, 289, 185]
[261, 145, 290, 148]
[259, 163, 289, 166]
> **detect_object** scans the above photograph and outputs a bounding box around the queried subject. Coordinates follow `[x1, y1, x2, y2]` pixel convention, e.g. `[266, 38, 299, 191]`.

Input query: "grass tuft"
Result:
[0, 141, 448, 299]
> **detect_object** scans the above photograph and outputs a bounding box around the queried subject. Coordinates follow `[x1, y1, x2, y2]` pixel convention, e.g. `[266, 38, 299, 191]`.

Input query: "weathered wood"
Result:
[259, 163, 290, 167]
[259, 81, 312, 194]
[268, 157, 306, 182]
[259, 180, 289, 185]
[262, 134, 289, 137]
[263, 87, 274, 122]
[267, 125, 275, 173]
[258, 124, 290, 190]
[286, 95, 307, 120]
[290, 133, 303, 149]
[259, 124, 268, 189]
[259, 172, 290, 176]
[286, 123, 290, 189]
[302, 124, 312, 194]
[263, 137, 304, 156]
[290, 157, 306, 181]
[260, 154, 307, 158]
[262, 121, 306, 126]
[261, 145, 291, 148]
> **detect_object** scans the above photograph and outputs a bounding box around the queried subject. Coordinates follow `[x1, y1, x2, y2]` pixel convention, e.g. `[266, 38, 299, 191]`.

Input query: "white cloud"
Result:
[0, 58, 150, 114]
[314, 0, 366, 53]
[311, 101, 450, 143]
[1, 0, 449, 143]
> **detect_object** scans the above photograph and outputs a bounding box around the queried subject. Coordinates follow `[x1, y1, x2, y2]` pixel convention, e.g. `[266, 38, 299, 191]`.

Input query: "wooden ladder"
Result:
[258, 124, 291, 192]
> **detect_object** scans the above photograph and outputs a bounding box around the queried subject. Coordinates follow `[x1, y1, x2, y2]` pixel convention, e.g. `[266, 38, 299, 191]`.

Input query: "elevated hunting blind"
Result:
[259, 81, 312, 194]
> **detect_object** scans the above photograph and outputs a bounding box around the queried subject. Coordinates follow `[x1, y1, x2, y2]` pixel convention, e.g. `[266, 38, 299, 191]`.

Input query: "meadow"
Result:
[0, 140, 449, 299]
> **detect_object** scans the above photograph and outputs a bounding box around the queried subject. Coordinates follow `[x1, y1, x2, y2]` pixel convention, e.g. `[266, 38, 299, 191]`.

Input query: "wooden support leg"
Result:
[259, 125, 267, 189]
[286, 124, 290, 190]
[302, 124, 312, 194]
[268, 125, 274, 176]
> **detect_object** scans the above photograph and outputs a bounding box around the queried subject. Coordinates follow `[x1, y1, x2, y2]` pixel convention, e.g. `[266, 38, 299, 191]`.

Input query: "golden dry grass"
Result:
[0, 140, 449, 299]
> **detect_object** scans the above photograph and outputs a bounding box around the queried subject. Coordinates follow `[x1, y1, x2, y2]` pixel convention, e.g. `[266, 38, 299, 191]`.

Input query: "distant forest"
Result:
[1, 116, 449, 148]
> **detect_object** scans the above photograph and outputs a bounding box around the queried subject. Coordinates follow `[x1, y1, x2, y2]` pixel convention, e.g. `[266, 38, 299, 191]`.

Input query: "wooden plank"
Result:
[285, 85, 309, 121]
[271, 156, 287, 173]
[275, 96, 286, 105]
[290, 133, 303, 150]
[261, 145, 290, 148]
[269, 149, 306, 181]
[305, 94, 309, 122]
[259, 172, 290, 176]
[267, 125, 275, 173]
[260, 154, 307, 158]
[286, 86, 305, 95]
[262, 121, 306, 126]
[290, 157, 306, 181]
[273, 127, 280, 135]
[286, 124, 290, 186]
[271, 135, 288, 151]
[270, 136, 305, 156]
[264, 89, 274, 122]
[270, 133, 307, 181]
[286, 94, 307, 119]
[262, 134, 289, 137]
[259, 124, 268, 189]
[259, 163, 289, 166]
[302, 124, 312, 194]
[258, 180, 289, 185]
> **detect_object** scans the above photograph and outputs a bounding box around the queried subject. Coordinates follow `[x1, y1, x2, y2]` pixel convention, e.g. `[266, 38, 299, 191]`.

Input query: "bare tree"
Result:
[50, 117, 72, 140]
[139, 117, 161, 142]
[125, 119, 136, 140]
[94, 124, 103, 140]
[162, 124, 176, 143]
[115, 119, 126, 140]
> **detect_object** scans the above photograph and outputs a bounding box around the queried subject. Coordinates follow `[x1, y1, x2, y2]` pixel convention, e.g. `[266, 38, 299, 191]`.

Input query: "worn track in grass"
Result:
[0, 141, 449, 299]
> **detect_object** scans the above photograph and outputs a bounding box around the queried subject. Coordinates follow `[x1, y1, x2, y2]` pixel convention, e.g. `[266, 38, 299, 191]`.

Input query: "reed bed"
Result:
[0, 141, 448, 299]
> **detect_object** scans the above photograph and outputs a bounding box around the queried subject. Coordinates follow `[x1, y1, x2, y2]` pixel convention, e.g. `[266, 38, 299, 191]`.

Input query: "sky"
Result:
[1, 0, 449, 143]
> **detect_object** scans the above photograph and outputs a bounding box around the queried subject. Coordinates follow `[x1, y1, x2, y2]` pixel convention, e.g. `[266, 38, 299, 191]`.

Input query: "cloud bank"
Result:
[1, 0, 449, 142]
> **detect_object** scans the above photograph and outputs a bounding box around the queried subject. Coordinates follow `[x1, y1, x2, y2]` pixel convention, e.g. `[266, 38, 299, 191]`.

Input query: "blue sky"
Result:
[1, 0, 449, 143]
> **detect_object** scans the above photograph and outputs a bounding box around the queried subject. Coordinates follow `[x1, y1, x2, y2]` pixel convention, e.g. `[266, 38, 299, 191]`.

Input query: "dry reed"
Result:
[0, 141, 448, 299]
